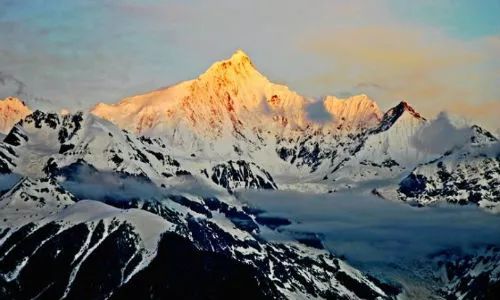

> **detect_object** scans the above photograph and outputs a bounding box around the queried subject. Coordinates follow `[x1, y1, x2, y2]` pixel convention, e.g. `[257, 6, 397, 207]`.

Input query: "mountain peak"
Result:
[0, 96, 32, 134]
[324, 94, 383, 131]
[230, 49, 251, 63]
[0, 177, 75, 212]
[394, 101, 424, 119]
[200, 49, 260, 81]
[1, 96, 28, 108]
[375, 100, 426, 133]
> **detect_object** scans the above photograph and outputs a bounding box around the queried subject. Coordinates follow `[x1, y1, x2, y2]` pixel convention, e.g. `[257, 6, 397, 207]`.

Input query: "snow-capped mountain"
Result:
[0, 173, 396, 299]
[2, 110, 185, 181]
[91, 50, 499, 209]
[91, 50, 310, 157]
[0, 49, 499, 299]
[326, 101, 430, 182]
[89, 52, 427, 184]
[0, 97, 31, 135]
[388, 140, 500, 212]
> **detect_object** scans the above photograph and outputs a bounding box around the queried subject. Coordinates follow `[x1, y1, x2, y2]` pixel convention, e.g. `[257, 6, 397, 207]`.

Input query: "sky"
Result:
[0, 0, 499, 131]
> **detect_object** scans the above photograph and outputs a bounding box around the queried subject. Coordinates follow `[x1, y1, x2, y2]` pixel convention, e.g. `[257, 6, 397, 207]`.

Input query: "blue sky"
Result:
[0, 0, 499, 130]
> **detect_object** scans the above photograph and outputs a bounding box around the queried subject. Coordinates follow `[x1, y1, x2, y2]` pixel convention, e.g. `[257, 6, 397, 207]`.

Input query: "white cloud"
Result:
[411, 112, 473, 154]
[238, 189, 500, 265]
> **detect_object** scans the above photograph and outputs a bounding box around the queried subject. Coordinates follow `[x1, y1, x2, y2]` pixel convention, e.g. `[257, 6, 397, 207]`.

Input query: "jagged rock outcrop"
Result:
[206, 160, 277, 192]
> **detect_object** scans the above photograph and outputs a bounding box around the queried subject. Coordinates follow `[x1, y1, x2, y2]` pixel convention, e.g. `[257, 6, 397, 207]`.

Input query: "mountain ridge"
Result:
[0, 50, 499, 299]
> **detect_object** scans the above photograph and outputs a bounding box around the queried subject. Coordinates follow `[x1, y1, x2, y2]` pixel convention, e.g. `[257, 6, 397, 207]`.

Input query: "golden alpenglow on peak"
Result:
[200, 49, 260, 81]
[0, 96, 32, 134]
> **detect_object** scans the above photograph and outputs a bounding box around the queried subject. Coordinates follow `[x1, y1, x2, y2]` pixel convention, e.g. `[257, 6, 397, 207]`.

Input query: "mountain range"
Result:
[0, 50, 498, 299]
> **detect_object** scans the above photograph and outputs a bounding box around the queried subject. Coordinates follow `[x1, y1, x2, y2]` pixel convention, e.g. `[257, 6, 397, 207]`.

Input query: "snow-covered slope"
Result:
[329, 101, 430, 182]
[0, 174, 395, 299]
[324, 94, 382, 131]
[0, 177, 75, 227]
[2, 111, 186, 182]
[0, 97, 31, 135]
[0, 108, 284, 195]
[392, 141, 500, 212]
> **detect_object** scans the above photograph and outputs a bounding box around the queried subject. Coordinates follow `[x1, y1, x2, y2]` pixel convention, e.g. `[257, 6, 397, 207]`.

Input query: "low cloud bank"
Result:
[238, 189, 500, 264]
[57, 163, 165, 201]
[59, 163, 226, 201]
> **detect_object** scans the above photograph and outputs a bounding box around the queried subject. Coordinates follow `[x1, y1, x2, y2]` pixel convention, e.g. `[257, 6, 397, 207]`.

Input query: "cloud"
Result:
[411, 112, 473, 154]
[0, 71, 57, 111]
[57, 163, 165, 201]
[0, 173, 22, 193]
[57, 162, 227, 202]
[354, 82, 386, 90]
[257, 97, 273, 116]
[305, 100, 333, 123]
[0, 71, 26, 97]
[238, 189, 500, 265]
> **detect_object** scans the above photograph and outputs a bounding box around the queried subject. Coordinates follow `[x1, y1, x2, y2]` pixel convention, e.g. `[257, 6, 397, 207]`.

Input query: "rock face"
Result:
[396, 141, 500, 212]
[207, 160, 278, 192]
[0, 97, 31, 135]
[429, 246, 500, 299]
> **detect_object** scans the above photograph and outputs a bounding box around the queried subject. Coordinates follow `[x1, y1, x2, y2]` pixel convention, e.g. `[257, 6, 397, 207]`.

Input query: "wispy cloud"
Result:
[0, 71, 26, 96]
[0, 70, 55, 110]
[411, 112, 473, 154]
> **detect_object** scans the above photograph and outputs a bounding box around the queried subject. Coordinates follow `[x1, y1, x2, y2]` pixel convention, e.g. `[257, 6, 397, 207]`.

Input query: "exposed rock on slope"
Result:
[396, 142, 500, 211]
[430, 246, 500, 299]
[206, 160, 278, 192]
